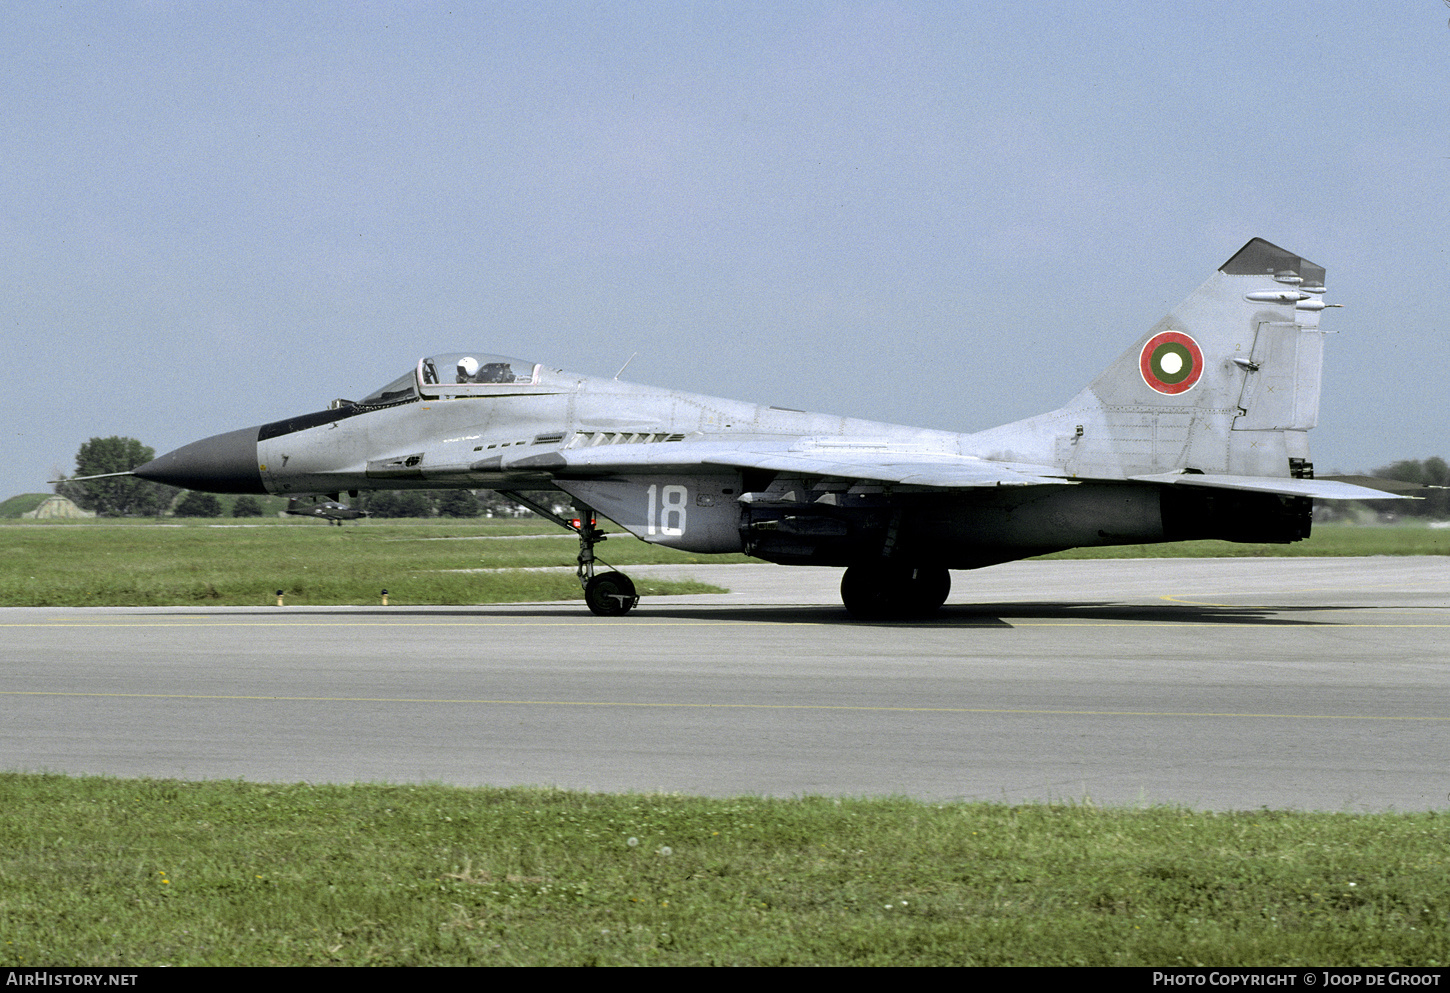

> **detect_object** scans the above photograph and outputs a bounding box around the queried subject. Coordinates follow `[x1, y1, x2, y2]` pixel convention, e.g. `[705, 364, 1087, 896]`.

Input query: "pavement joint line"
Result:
[2, 689, 1448, 720]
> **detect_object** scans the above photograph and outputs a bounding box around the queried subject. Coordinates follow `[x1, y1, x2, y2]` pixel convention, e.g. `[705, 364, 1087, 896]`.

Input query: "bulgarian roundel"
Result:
[1139, 331, 1204, 395]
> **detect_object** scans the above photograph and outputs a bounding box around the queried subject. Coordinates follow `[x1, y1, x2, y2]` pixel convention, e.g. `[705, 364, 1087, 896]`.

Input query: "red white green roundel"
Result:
[1139, 330, 1204, 395]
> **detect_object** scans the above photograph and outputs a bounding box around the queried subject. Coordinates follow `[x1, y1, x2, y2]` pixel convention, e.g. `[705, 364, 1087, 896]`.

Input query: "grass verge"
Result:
[0, 519, 1443, 607]
[1039, 523, 1449, 559]
[0, 774, 1444, 966]
[0, 518, 737, 606]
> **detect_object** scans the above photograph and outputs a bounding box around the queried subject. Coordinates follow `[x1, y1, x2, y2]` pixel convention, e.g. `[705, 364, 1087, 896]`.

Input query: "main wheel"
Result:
[908, 565, 951, 616]
[585, 571, 639, 616]
[840, 564, 950, 619]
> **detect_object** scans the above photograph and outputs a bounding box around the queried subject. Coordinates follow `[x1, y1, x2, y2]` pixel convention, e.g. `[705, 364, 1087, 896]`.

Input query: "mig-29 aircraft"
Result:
[129, 239, 1405, 617]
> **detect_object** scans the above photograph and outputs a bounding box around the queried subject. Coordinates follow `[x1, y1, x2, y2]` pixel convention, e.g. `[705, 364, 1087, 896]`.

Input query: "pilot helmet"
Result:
[456, 356, 480, 381]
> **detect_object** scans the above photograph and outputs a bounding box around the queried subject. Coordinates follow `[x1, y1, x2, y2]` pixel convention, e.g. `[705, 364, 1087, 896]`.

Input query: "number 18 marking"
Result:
[645, 483, 688, 536]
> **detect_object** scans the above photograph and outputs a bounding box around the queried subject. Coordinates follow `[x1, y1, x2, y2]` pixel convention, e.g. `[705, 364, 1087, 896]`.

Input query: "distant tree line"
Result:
[233, 495, 264, 516]
[355, 489, 568, 519]
[54, 437, 178, 517]
[162, 493, 263, 518]
[163, 489, 567, 519]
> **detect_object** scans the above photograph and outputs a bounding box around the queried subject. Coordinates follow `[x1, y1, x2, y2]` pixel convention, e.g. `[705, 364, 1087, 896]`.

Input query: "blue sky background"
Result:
[4, 1, 1447, 499]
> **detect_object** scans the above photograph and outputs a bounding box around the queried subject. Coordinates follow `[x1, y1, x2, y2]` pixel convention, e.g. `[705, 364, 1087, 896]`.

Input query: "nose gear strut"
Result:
[496, 491, 639, 615]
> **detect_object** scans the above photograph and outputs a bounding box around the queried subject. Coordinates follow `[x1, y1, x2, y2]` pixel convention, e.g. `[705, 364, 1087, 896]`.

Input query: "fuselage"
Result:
[143, 358, 968, 498]
[133, 341, 1314, 571]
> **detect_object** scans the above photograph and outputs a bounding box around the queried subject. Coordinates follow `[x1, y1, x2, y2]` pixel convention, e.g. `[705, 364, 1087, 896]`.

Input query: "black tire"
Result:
[908, 565, 951, 615]
[841, 564, 950, 619]
[585, 571, 638, 616]
[840, 565, 892, 619]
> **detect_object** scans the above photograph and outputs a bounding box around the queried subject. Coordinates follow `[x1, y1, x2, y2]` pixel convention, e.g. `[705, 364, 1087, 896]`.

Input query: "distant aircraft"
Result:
[130, 239, 1408, 617]
[284, 495, 368, 526]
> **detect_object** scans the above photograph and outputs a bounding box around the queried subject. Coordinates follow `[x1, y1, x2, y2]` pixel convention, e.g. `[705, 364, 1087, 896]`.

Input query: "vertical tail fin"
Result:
[972, 238, 1335, 480]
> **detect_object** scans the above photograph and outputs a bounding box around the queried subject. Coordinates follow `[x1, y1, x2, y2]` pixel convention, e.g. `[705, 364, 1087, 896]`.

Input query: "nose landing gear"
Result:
[574, 514, 639, 615]
[499, 490, 639, 615]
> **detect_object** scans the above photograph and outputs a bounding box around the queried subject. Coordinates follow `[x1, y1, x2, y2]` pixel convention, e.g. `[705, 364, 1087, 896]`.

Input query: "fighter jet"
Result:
[131, 239, 1407, 617]
[284, 495, 369, 525]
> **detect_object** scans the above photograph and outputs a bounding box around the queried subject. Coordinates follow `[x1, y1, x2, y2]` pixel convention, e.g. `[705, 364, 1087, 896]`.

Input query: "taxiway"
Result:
[3, 557, 1447, 810]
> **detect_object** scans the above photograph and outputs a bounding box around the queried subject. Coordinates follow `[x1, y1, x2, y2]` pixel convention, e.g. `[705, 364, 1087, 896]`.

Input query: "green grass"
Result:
[0, 774, 1444, 966]
[0, 518, 741, 607]
[1038, 522, 1450, 559]
[0, 518, 1443, 607]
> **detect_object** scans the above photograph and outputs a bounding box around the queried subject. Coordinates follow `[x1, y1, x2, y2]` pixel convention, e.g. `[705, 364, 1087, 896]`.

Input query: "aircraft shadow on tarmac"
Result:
[223, 600, 1354, 627]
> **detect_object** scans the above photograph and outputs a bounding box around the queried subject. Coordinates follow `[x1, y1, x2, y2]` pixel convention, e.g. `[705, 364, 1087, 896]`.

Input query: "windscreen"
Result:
[357, 370, 418, 407]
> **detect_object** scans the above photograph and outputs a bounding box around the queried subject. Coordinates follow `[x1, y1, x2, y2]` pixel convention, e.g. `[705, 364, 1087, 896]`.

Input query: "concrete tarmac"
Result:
[3, 557, 1447, 810]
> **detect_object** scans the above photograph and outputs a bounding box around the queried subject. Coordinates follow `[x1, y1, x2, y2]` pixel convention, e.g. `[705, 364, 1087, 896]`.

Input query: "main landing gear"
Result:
[840, 563, 950, 620]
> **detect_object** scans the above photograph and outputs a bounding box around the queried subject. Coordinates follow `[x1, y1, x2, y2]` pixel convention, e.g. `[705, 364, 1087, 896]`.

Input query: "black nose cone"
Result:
[134, 426, 265, 494]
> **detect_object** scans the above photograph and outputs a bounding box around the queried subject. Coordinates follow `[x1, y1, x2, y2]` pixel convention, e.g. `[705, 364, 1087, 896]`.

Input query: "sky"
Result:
[4, 1, 1447, 499]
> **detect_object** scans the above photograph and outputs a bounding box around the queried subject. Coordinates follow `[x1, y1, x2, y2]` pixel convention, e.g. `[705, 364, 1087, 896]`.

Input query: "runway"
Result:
[3, 557, 1448, 811]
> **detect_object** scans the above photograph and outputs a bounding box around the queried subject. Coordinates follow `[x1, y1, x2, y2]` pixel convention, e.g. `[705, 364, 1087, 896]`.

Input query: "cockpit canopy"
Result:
[421, 353, 539, 387]
[357, 353, 541, 406]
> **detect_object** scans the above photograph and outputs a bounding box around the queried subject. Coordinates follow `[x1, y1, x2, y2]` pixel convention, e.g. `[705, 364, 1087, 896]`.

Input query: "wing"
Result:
[452, 436, 1413, 502]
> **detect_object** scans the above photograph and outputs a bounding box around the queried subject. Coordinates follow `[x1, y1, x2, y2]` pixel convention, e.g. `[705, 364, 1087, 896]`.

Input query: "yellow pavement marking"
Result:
[1161, 578, 1450, 608]
[2, 689, 1446, 721]
[0, 620, 747, 628]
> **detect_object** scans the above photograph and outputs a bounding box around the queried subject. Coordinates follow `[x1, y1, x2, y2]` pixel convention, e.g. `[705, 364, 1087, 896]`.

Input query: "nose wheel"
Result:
[584, 570, 639, 616]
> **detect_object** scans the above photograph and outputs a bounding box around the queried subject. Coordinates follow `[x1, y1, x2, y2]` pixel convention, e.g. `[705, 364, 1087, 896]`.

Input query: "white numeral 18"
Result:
[646, 484, 688, 536]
